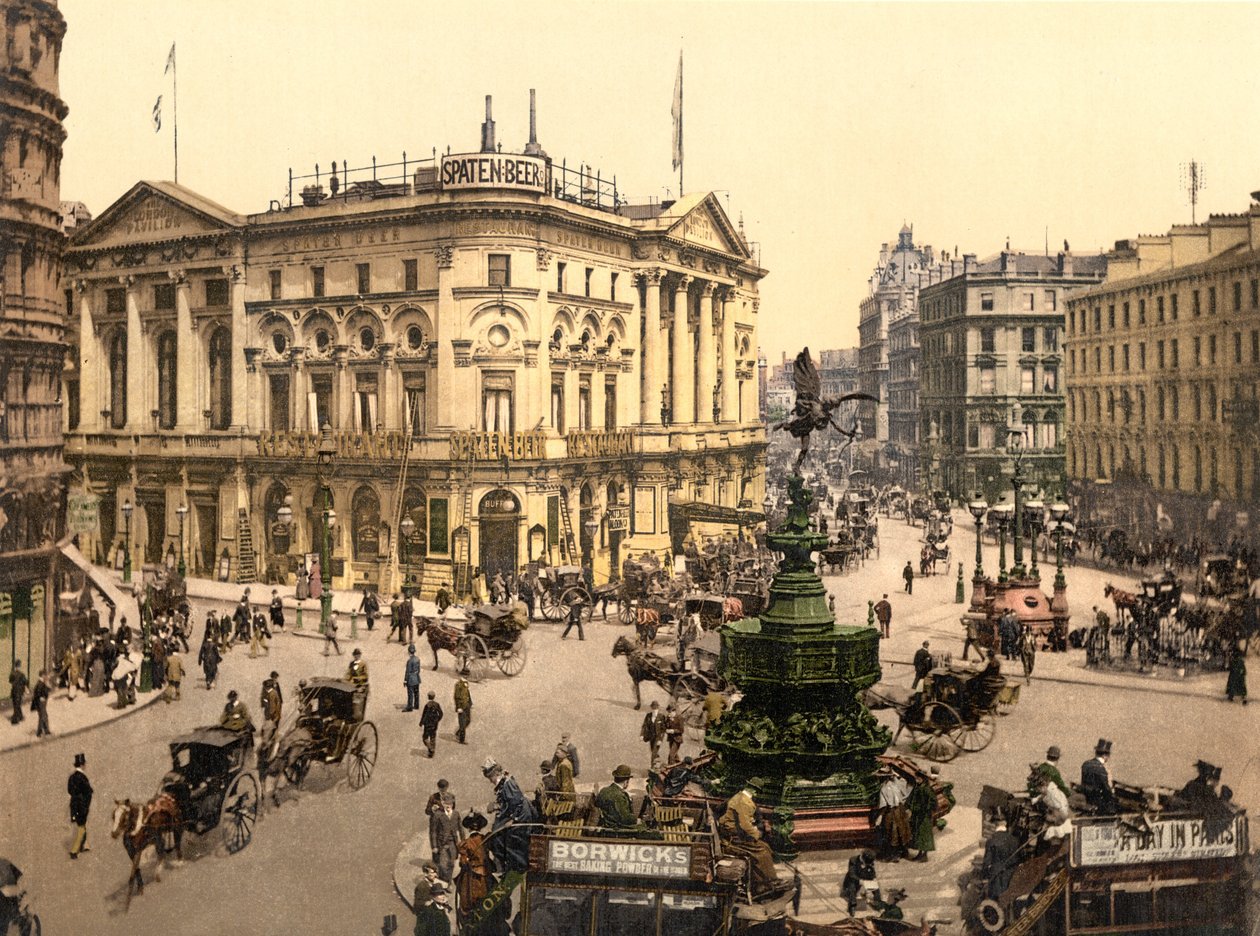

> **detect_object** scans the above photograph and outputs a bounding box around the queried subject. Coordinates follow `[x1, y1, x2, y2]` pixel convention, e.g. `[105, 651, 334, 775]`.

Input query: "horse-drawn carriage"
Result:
[271, 678, 379, 791]
[684, 592, 738, 630]
[454, 604, 529, 681]
[1198, 554, 1247, 599]
[889, 663, 1011, 762]
[162, 726, 260, 851]
[538, 565, 593, 621]
[818, 533, 861, 574]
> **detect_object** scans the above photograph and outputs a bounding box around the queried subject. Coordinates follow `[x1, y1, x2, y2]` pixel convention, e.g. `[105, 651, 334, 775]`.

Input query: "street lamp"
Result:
[1049, 502, 1070, 590]
[968, 499, 988, 578]
[660, 385, 672, 426]
[121, 499, 133, 584]
[584, 518, 600, 572]
[317, 422, 336, 629]
[400, 514, 416, 597]
[1023, 499, 1043, 579]
[175, 504, 188, 577]
[1006, 429, 1028, 579]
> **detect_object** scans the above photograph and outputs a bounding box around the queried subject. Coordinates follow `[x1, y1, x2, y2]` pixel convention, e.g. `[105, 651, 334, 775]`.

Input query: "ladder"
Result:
[557, 490, 577, 563]
[386, 428, 415, 593]
[453, 483, 474, 598]
[236, 507, 257, 584]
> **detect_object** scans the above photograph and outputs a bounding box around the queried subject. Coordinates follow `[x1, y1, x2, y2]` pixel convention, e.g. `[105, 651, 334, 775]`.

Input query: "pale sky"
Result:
[58, 1, 1260, 363]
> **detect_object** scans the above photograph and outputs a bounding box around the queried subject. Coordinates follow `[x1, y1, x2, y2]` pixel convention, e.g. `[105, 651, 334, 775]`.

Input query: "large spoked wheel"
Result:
[561, 587, 594, 621]
[907, 702, 962, 762]
[951, 711, 997, 752]
[976, 899, 1006, 933]
[618, 599, 636, 625]
[220, 771, 259, 854]
[346, 721, 378, 790]
[540, 589, 566, 621]
[456, 635, 490, 682]
[497, 636, 528, 676]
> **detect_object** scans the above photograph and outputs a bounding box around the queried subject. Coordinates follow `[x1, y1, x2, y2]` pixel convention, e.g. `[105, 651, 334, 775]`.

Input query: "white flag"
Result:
[152, 95, 162, 132]
[671, 51, 683, 172]
[165, 42, 176, 75]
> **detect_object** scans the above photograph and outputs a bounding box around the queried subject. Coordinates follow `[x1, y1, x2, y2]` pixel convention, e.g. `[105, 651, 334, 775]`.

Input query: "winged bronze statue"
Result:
[774, 347, 877, 473]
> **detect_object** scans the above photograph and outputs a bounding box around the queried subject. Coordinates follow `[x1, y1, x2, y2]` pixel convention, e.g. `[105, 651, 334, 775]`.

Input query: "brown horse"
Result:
[415, 615, 464, 670]
[110, 793, 183, 907]
[1104, 583, 1141, 624]
[611, 635, 706, 709]
[635, 608, 661, 647]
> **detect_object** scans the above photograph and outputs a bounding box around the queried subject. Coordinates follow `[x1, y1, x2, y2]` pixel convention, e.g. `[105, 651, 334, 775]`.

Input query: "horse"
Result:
[1103, 583, 1141, 624]
[634, 608, 661, 647]
[611, 635, 693, 710]
[110, 794, 183, 908]
[723, 597, 744, 622]
[415, 615, 463, 670]
[256, 721, 312, 808]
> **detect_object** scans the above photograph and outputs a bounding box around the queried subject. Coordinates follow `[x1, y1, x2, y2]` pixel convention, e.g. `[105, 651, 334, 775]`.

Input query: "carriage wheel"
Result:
[618, 599, 636, 626]
[346, 721, 378, 790]
[456, 635, 490, 682]
[951, 712, 997, 752]
[976, 899, 1006, 933]
[283, 752, 310, 789]
[496, 636, 528, 676]
[678, 696, 707, 742]
[907, 702, 962, 762]
[561, 587, 594, 622]
[220, 771, 259, 854]
[540, 591, 565, 621]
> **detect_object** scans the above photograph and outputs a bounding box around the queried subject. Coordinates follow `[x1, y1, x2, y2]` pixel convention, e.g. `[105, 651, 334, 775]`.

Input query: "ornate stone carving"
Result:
[168, 268, 187, 286]
[632, 242, 651, 261]
[752, 298, 760, 314]
[229, 264, 245, 282]
[112, 247, 147, 268]
[656, 246, 671, 263]
[160, 242, 197, 264]
[700, 281, 716, 298]
[73, 278, 88, 294]
[117, 274, 135, 288]
[452, 339, 473, 367]
[702, 257, 722, 274]
[536, 247, 553, 271]
[435, 244, 454, 269]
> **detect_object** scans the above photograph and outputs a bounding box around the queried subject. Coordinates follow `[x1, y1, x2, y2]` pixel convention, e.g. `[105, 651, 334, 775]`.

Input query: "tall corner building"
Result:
[62, 102, 767, 596]
[0, 0, 69, 689]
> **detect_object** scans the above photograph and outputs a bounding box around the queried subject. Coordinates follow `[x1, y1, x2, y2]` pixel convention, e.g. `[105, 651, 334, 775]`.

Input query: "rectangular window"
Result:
[1171, 338, 1179, 368]
[1158, 340, 1165, 369]
[1171, 386, 1180, 420]
[1020, 365, 1035, 394]
[488, 253, 511, 288]
[1193, 289, 1201, 316]
[1107, 346, 1115, 371]
[556, 261, 566, 293]
[205, 278, 228, 306]
[550, 376, 565, 433]
[1108, 305, 1116, 329]
[1252, 279, 1259, 309]
[154, 283, 175, 310]
[403, 258, 418, 292]
[1043, 326, 1057, 351]
[1208, 383, 1217, 421]
[353, 373, 378, 432]
[610, 272, 618, 303]
[1044, 290, 1056, 312]
[1252, 330, 1259, 363]
[1209, 334, 1217, 365]
[312, 266, 325, 298]
[1209, 286, 1217, 313]
[577, 380, 592, 430]
[1121, 303, 1129, 328]
[356, 263, 371, 295]
[1137, 300, 1145, 326]
[1122, 344, 1130, 371]
[980, 327, 995, 353]
[404, 379, 425, 435]
[980, 292, 994, 312]
[979, 366, 996, 394]
[269, 372, 290, 431]
[584, 267, 593, 298]
[482, 377, 513, 433]
[269, 270, 281, 301]
[1139, 342, 1146, 370]
[604, 377, 617, 429]
[429, 498, 449, 555]
[1234, 281, 1243, 311]
[66, 378, 79, 431]
[1194, 336, 1202, 367]
[1069, 348, 1076, 374]
[1093, 307, 1101, 330]
[309, 374, 333, 430]
[1094, 346, 1101, 372]
[1170, 293, 1179, 320]
[1193, 385, 1202, 421]
[1044, 420, 1057, 449]
[1021, 327, 1035, 353]
[978, 423, 994, 448]
[1023, 292, 1035, 312]
[967, 424, 979, 448]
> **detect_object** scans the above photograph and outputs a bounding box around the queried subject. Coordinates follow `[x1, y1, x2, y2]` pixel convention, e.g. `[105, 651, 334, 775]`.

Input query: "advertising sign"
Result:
[67, 493, 100, 535]
[441, 153, 549, 193]
[546, 839, 692, 879]
[1072, 814, 1247, 867]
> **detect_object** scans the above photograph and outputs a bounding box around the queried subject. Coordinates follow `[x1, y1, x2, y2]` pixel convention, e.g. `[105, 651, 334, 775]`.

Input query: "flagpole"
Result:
[678, 52, 683, 197]
[172, 49, 178, 183]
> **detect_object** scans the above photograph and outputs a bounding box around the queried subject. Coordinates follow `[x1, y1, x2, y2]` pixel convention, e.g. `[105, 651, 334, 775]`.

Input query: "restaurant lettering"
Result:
[257, 430, 409, 460]
[566, 429, 635, 459]
[441, 154, 549, 193]
[1073, 815, 1247, 867]
[455, 219, 539, 239]
[547, 840, 692, 879]
[449, 430, 546, 461]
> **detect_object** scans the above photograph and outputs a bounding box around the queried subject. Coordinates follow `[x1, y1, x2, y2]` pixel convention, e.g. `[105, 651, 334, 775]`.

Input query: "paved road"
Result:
[2, 510, 1252, 934]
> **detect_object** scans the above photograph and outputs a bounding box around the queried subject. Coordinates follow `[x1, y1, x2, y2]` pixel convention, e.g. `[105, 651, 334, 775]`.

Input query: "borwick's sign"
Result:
[441, 153, 549, 193]
[546, 840, 692, 878]
[1072, 814, 1247, 867]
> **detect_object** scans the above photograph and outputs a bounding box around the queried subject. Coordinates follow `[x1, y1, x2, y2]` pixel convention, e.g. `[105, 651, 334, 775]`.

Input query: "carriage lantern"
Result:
[176, 503, 189, 577]
[122, 498, 134, 584]
[400, 515, 416, 597]
[968, 498, 988, 610]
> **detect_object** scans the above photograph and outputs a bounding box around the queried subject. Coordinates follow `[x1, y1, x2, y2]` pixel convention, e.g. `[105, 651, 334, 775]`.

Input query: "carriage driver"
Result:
[346, 649, 369, 693]
[219, 690, 253, 733]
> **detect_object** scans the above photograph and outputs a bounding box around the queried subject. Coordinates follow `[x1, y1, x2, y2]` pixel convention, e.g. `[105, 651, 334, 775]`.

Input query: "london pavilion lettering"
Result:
[441, 154, 549, 193]
[546, 840, 693, 879]
[565, 429, 635, 459]
[449, 430, 546, 461]
[125, 199, 186, 237]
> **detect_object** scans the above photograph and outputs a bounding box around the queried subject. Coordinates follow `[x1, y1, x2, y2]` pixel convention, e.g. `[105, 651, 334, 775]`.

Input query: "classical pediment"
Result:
[71, 180, 244, 249]
[663, 193, 750, 260]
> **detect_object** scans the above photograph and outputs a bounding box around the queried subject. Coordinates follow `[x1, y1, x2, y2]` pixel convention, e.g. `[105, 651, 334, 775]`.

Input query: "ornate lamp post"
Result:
[968, 497, 988, 610]
[400, 515, 415, 598]
[1049, 502, 1070, 590]
[175, 503, 188, 577]
[121, 499, 134, 584]
[1007, 430, 1028, 579]
[317, 423, 336, 629]
[1023, 499, 1043, 579]
[660, 385, 672, 426]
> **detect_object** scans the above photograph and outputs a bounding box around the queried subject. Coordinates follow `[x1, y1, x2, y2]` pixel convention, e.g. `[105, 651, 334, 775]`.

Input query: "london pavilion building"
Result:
[62, 102, 767, 596]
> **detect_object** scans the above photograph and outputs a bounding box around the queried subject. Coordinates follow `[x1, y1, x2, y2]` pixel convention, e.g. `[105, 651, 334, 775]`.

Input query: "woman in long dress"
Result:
[295, 560, 309, 601]
[308, 556, 323, 600]
[456, 812, 492, 925]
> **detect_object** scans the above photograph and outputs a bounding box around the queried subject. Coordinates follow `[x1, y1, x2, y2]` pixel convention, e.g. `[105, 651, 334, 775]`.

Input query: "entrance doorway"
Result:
[194, 501, 218, 575]
[478, 489, 520, 583]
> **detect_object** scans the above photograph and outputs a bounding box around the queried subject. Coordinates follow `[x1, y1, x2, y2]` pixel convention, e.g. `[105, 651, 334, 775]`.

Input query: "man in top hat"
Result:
[218, 690, 253, 732]
[561, 592, 586, 641]
[594, 765, 641, 831]
[346, 648, 369, 692]
[413, 880, 451, 936]
[67, 753, 93, 858]
[269, 589, 285, 633]
[1081, 739, 1118, 815]
[1030, 746, 1070, 798]
[641, 701, 668, 768]
[912, 641, 934, 689]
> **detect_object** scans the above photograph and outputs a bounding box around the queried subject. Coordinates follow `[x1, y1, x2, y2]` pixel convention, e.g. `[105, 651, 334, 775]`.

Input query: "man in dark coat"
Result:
[358, 587, 379, 632]
[641, 701, 667, 767]
[8, 659, 27, 724]
[420, 691, 443, 757]
[413, 881, 451, 936]
[269, 590, 285, 633]
[453, 677, 471, 743]
[428, 794, 463, 884]
[31, 670, 51, 737]
[1226, 644, 1248, 703]
[841, 849, 879, 915]
[873, 595, 892, 639]
[561, 594, 586, 640]
[1081, 739, 1119, 814]
[483, 758, 537, 873]
[982, 817, 1019, 899]
[68, 752, 93, 858]
[902, 561, 914, 595]
[404, 645, 421, 712]
[911, 641, 933, 689]
[907, 776, 936, 861]
[594, 764, 640, 830]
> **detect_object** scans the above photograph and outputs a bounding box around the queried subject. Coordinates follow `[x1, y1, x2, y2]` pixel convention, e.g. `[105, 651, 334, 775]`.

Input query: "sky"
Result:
[57, 1, 1260, 364]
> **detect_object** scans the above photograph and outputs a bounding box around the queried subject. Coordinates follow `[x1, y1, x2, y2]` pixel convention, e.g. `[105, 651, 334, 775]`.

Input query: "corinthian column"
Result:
[721, 290, 737, 422]
[173, 270, 198, 430]
[76, 281, 98, 431]
[229, 265, 248, 430]
[640, 269, 663, 424]
[123, 275, 143, 429]
[671, 275, 693, 425]
[697, 283, 717, 423]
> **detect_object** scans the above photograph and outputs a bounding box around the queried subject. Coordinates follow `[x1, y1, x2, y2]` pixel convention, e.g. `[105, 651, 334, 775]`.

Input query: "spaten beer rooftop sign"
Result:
[441, 153, 550, 193]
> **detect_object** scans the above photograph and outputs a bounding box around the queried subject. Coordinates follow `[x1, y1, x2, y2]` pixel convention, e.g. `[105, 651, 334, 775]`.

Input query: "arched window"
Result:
[157, 331, 177, 429]
[108, 330, 127, 428]
[208, 327, 232, 429]
[351, 485, 381, 561]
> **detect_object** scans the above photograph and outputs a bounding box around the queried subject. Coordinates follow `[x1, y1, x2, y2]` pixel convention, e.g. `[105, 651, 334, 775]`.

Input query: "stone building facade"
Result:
[918, 250, 1106, 503]
[1064, 201, 1260, 512]
[1, 0, 68, 692]
[63, 136, 766, 597]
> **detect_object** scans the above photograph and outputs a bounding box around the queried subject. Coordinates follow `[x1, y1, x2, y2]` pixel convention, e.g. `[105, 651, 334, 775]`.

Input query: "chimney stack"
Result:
[524, 89, 546, 157]
[480, 95, 496, 153]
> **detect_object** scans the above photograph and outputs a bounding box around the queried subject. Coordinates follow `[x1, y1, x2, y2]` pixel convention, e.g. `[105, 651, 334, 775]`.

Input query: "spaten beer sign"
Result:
[441, 153, 549, 193]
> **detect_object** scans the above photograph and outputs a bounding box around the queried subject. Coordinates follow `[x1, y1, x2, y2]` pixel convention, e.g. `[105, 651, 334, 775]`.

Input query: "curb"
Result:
[393, 829, 434, 912]
[0, 687, 166, 758]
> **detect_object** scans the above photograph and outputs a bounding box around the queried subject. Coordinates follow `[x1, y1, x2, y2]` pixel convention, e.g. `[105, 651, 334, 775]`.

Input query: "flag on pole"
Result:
[152, 95, 162, 132]
[165, 42, 176, 75]
[671, 51, 683, 172]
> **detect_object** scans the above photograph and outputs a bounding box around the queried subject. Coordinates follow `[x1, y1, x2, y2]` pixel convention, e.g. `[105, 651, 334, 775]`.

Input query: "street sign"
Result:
[67, 493, 100, 535]
[606, 506, 630, 532]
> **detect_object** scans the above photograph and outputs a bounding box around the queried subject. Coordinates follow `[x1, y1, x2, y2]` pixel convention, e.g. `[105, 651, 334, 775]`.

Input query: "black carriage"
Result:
[538, 565, 592, 621]
[1198, 554, 1246, 599]
[279, 678, 379, 790]
[891, 664, 1011, 762]
[683, 592, 729, 631]
[818, 535, 860, 574]
[453, 604, 529, 682]
[162, 727, 260, 854]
